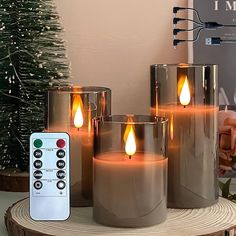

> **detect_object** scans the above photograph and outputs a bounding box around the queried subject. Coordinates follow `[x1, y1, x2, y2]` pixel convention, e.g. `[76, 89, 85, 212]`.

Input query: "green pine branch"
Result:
[0, 0, 69, 171]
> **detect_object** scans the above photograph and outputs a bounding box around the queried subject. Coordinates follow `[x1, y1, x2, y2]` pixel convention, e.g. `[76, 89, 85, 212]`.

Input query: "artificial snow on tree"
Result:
[0, 0, 69, 172]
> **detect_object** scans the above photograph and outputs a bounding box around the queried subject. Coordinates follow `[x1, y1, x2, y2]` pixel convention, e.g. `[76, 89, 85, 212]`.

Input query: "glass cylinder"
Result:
[150, 64, 219, 209]
[46, 86, 111, 207]
[93, 115, 168, 227]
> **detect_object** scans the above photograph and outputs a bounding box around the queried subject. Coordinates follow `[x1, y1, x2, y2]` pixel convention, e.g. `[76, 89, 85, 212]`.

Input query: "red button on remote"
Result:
[56, 139, 65, 148]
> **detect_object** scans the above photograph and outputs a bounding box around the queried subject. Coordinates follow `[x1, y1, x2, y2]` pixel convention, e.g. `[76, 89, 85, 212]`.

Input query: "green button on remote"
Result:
[34, 139, 43, 148]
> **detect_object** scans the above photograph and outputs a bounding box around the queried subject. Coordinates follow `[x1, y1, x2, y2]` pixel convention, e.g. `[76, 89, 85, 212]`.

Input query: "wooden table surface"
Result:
[0, 191, 28, 236]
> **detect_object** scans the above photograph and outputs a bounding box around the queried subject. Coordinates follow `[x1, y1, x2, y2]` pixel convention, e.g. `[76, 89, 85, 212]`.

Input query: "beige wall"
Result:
[55, 0, 188, 114]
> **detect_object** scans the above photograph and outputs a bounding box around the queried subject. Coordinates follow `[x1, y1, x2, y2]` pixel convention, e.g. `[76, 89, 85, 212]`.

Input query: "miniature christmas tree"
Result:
[0, 0, 69, 171]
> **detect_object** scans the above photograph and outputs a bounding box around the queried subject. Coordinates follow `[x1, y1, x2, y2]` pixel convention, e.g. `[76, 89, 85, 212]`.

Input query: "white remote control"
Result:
[30, 132, 70, 221]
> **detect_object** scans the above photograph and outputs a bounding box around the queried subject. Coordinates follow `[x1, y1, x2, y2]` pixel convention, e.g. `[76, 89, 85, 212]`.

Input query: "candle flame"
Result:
[155, 94, 159, 116]
[170, 113, 174, 141]
[124, 117, 136, 157]
[179, 76, 191, 106]
[72, 95, 84, 128]
[88, 103, 92, 132]
[74, 104, 83, 128]
[155, 84, 159, 116]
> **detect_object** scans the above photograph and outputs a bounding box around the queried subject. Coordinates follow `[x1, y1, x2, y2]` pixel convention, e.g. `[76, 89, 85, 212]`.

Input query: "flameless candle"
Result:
[46, 86, 111, 207]
[93, 115, 168, 227]
[151, 64, 219, 209]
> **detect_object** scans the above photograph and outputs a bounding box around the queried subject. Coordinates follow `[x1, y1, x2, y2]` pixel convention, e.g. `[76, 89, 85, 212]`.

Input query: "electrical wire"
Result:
[185, 26, 203, 32]
[222, 24, 236, 27]
[184, 7, 204, 24]
[181, 18, 204, 26]
[173, 26, 203, 36]
[222, 39, 236, 43]
[173, 6, 236, 46]
[173, 28, 204, 46]
[186, 27, 204, 42]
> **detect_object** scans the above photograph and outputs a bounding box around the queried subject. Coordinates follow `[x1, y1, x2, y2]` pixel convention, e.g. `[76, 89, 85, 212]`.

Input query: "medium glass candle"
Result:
[151, 64, 219, 209]
[46, 86, 111, 207]
[93, 115, 168, 228]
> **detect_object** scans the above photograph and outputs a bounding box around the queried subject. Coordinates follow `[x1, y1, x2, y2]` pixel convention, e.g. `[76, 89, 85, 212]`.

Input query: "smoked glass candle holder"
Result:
[46, 86, 111, 207]
[151, 64, 218, 209]
[93, 115, 168, 228]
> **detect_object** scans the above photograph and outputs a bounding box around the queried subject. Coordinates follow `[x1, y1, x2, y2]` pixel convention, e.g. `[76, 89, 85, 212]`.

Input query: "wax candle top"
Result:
[95, 152, 166, 162]
[154, 105, 218, 114]
[97, 115, 167, 125]
[48, 85, 111, 94]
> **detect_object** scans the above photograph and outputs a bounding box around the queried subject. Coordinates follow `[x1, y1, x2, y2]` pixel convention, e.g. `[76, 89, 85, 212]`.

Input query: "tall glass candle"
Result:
[93, 115, 168, 227]
[46, 86, 111, 207]
[151, 64, 219, 209]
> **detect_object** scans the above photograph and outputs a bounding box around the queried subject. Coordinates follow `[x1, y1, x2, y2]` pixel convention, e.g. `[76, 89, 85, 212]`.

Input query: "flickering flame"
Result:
[124, 118, 136, 157]
[87, 103, 92, 132]
[72, 95, 84, 128]
[74, 104, 84, 128]
[170, 113, 174, 141]
[155, 94, 159, 116]
[179, 76, 191, 106]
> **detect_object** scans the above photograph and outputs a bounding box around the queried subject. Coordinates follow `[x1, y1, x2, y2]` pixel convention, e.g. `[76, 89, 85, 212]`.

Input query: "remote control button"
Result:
[33, 170, 43, 179]
[57, 149, 65, 158]
[57, 139, 65, 148]
[57, 160, 66, 169]
[34, 139, 43, 148]
[34, 160, 42, 169]
[34, 181, 43, 190]
[56, 170, 66, 179]
[57, 181, 66, 190]
[34, 149, 43, 158]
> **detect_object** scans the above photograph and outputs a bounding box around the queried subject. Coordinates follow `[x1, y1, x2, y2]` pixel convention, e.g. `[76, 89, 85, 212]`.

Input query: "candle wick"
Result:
[129, 155, 132, 160]
[184, 105, 186, 108]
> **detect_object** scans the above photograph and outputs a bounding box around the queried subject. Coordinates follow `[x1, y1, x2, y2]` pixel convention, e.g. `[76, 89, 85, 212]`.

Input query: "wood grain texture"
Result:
[4, 198, 236, 236]
[0, 170, 29, 192]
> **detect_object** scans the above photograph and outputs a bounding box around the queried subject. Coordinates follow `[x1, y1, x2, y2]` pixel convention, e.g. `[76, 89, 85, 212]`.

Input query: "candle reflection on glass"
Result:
[70, 94, 94, 206]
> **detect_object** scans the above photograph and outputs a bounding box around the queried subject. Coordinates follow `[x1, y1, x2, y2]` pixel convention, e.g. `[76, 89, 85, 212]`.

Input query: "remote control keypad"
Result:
[34, 181, 43, 190]
[57, 149, 65, 158]
[57, 160, 65, 169]
[34, 160, 43, 169]
[34, 149, 43, 158]
[32, 138, 68, 197]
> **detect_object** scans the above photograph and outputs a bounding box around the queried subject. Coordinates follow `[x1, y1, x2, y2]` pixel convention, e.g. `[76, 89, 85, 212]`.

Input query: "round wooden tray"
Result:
[5, 198, 236, 236]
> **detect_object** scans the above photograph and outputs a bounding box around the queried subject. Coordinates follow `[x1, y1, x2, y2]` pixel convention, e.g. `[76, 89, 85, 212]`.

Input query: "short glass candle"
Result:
[93, 115, 168, 228]
[46, 86, 111, 207]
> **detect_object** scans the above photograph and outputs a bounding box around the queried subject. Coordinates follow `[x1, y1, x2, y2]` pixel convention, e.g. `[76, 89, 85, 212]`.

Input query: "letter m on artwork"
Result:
[226, 1, 236, 11]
